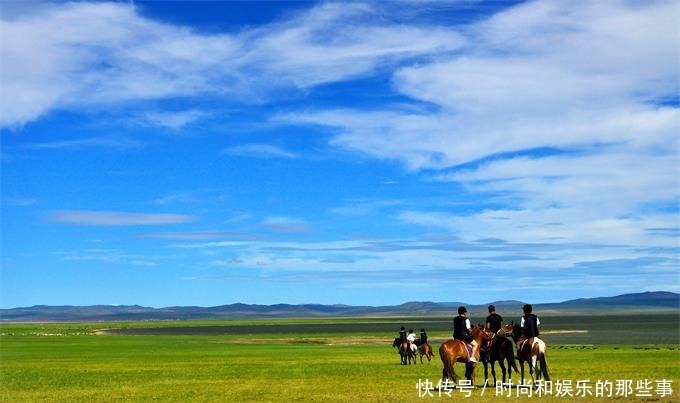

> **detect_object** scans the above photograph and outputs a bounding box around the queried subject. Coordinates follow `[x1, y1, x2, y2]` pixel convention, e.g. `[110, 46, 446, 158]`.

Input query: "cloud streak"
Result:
[49, 210, 196, 226]
[222, 144, 299, 159]
[261, 216, 313, 233]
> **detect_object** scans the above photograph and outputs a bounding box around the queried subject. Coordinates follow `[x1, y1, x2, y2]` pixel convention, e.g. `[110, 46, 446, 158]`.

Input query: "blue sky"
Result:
[1, 0, 678, 308]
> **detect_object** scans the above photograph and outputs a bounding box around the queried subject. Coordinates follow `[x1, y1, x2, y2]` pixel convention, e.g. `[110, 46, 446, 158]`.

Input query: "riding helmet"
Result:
[457, 306, 467, 314]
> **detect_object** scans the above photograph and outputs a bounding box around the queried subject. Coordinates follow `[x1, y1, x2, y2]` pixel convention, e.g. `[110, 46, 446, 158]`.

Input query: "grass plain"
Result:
[1, 314, 678, 402]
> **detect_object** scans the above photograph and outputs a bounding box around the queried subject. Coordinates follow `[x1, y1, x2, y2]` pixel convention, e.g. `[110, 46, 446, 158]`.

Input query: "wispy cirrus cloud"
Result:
[329, 198, 403, 217]
[22, 136, 141, 150]
[171, 235, 680, 298]
[222, 144, 299, 159]
[278, 0, 679, 265]
[140, 231, 264, 241]
[49, 210, 195, 226]
[138, 109, 213, 130]
[261, 216, 313, 233]
[55, 248, 160, 267]
[433, 150, 679, 214]
[280, 1, 678, 167]
[2, 197, 38, 207]
[0, 1, 462, 128]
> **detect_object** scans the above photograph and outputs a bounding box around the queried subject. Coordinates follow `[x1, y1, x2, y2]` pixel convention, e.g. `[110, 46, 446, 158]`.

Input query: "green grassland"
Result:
[1, 314, 678, 402]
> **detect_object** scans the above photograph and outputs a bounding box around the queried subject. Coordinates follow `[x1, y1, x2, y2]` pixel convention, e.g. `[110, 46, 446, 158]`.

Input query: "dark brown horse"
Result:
[481, 325, 519, 385]
[509, 322, 550, 382]
[418, 342, 434, 364]
[392, 338, 416, 365]
[439, 325, 493, 384]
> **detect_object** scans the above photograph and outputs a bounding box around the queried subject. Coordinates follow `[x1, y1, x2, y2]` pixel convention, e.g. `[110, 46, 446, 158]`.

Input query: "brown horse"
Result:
[418, 342, 434, 364]
[508, 322, 550, 383]
[439, 325, 493, 385]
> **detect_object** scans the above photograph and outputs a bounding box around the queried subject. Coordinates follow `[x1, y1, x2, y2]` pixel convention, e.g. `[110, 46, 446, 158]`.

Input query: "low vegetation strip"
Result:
[90, 313, 679, 345]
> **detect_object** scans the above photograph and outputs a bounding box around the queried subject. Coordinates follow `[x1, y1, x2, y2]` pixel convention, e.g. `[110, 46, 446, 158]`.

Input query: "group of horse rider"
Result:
[398, 326, 429, 354]
[454, 303, 540, 362]
[398, 304, 540, 362]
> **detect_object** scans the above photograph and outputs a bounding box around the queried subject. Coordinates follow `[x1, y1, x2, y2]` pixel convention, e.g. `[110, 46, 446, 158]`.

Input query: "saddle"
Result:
[518, 337, 542, 354]
[454, 339, 474, 362]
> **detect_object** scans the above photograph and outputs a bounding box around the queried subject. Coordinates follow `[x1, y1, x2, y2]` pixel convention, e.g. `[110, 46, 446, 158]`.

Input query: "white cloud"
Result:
[22, 136, 141, 150]
[279, 1, 678, 165]
[222, 144, 299, 159]
[139, 110, 213, 129]
[140, 231, 263, 241]
[56, 248, 159, 267]
[278, 1, 679, 261]
[261, 216, 313, 233]
[49, 210, 196, 226]
[244, 2, 464, 88]
[0, 1, 462, 128]
[436, 150, 679, 214]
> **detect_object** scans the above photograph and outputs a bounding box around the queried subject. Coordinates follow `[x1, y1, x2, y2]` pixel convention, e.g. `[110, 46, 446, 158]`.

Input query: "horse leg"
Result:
[441, 360, 457, 383]
[498, 358, 506, 384]
[530, 347, 539, 381]
[504, 354, 512, 382]
[528, 356, 536, 382]
[443, 365, 458, 383]
[465, 362, 477, 385]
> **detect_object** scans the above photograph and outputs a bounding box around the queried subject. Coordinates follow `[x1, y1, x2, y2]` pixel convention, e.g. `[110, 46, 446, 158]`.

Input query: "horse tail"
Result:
[539, 352, 550, 381]
[439, 343, 455, 382]
[535, 338, 549, 380]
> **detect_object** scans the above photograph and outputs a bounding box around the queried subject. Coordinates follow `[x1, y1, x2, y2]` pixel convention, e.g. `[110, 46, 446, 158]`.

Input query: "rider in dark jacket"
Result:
[486, 305, 503, 333]
[399, 326, 407, 343]
[453, 306, 478, 362]
[517, 304, 540, 352]
[420, 328, 428, 345]
[521, 304, 540, 338]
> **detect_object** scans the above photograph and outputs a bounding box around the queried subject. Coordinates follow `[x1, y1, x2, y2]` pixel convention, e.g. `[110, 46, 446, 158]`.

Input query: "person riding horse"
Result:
[453, 306, 479, 362]
[399, 326, 407, 343]
[486, 305, 503, 333]
[482, 305, 503, 359]
[517, 304, 540, 352]
[419, 328, 428, 345]
[406, 329, 418, 354]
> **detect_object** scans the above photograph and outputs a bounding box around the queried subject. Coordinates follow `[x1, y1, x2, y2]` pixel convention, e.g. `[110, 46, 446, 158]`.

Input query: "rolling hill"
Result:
[1, 291, 677, 322]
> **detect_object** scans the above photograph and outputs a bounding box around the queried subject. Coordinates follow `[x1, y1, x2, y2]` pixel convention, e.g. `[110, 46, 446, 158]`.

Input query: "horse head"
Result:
[471, 325, 493, 343]
[510, 322, 523, 341]
[499, 322, 514, 337]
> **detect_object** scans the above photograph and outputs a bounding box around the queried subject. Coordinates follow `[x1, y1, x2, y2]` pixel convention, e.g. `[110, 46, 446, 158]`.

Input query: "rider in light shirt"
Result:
[406, 329, 417, 353]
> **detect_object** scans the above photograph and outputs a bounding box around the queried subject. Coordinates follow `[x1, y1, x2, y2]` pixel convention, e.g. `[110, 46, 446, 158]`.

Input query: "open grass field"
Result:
[1, 314, 678, 402]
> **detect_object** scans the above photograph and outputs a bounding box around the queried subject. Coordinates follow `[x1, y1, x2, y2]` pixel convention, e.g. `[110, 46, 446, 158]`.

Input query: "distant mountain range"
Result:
[1, 291, 677, 322]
